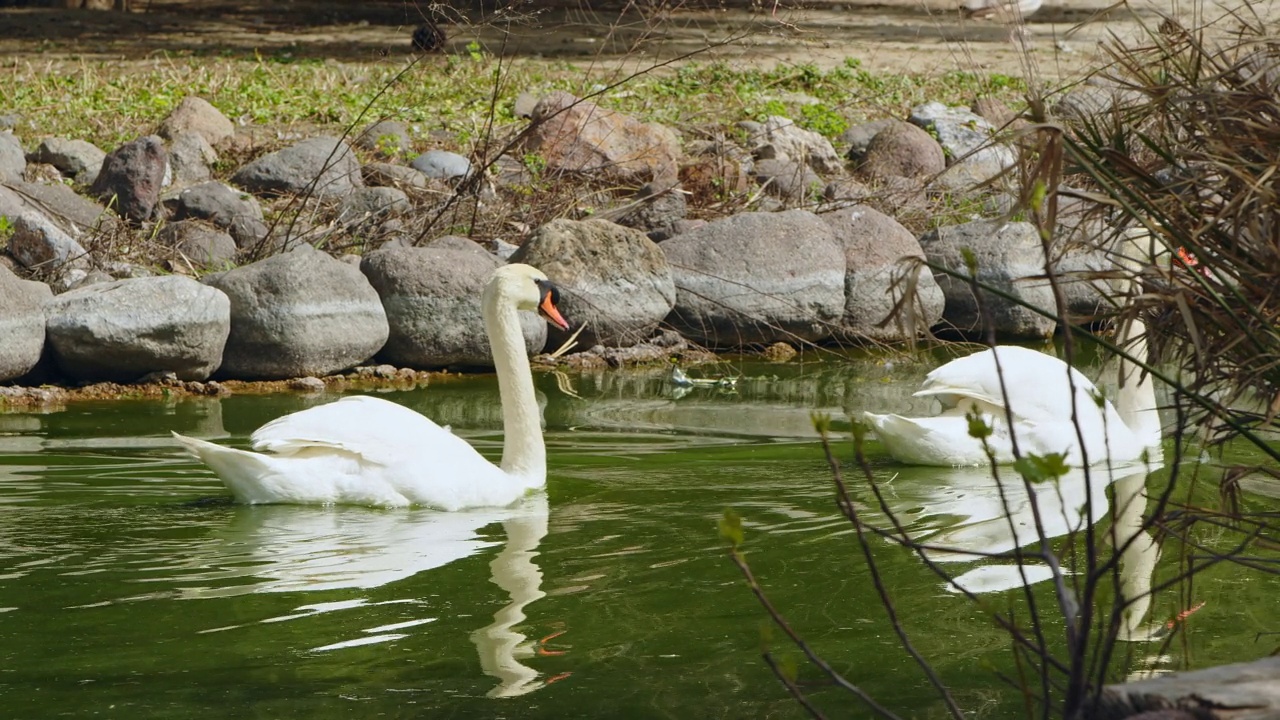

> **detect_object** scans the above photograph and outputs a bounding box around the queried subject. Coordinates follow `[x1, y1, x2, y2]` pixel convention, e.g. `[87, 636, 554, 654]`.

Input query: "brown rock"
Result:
[858, 120, 945, 182]
[158, 96, 235, 149]
[521, 91, 681, 187]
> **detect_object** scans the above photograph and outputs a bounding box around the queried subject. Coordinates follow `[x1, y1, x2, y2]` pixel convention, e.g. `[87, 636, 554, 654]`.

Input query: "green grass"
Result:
[1, 52, 1026, 152]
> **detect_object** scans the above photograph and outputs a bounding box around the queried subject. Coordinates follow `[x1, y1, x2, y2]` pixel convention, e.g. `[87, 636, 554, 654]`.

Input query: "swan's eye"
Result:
[534, 279, 570, 330]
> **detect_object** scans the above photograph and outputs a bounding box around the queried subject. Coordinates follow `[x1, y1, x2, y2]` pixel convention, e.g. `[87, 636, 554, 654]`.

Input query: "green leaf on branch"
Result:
[719, 508, 745, 548]
[1013, 452, 1071, 484]
[966, 410, 993, 439]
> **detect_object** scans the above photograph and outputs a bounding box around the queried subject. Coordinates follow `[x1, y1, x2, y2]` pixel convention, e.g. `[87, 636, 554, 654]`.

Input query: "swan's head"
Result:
[488, 264, 571, 330]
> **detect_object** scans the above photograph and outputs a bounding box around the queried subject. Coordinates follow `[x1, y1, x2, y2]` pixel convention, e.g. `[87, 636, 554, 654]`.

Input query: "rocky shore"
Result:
[0, 84, 1128, 405]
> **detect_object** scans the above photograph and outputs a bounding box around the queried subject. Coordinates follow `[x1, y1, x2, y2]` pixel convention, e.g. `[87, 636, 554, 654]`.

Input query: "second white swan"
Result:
[864, 237, 1162, 467]
[173, 263, 570, 509]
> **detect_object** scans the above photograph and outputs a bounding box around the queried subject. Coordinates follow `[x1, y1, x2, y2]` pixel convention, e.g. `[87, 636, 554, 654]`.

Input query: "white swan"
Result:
[864, 237, 1161, 467]
[173, 263, 570, 509]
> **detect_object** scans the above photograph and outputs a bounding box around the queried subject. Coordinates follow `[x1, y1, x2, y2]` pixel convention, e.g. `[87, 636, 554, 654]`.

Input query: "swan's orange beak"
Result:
[537, 283, 570, 331]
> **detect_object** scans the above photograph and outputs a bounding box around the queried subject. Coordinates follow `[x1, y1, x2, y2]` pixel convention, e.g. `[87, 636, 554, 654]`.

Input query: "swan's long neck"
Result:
[1115, 232, 1162, 448]
[483, 284, 545, 486]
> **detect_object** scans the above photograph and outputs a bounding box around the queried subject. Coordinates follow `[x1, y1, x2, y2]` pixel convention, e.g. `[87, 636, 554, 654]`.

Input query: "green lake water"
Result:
[1, 356, 1277, 719]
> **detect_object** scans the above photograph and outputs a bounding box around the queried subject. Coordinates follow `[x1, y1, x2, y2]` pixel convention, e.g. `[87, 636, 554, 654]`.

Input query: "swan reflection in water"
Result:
[890, 463, 1163, 641]
[179, 492, 554, 698]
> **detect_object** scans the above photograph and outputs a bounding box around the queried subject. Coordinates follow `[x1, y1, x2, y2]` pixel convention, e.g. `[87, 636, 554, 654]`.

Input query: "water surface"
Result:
[2, 356, 1276, 718]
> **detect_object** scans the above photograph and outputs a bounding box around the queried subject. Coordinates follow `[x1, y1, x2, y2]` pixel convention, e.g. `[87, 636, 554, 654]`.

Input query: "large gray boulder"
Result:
[819, 205, 946, 341]
[918, 220, 1057, 339]
[45, 276, 230, 382]
[0, 265, 51, 382]
[203, 246, 389, 379]
[361, 246, 546, 368]
[661, 210, 845, 347]
[232, 136, 362, 199]
[511, 218, 675, 349]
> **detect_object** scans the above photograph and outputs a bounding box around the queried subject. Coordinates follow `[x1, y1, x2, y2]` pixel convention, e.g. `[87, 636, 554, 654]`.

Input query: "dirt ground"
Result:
[0, 0, 1258, 80]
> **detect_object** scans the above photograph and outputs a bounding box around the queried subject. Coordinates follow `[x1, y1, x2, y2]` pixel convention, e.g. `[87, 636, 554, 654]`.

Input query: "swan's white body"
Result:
[865, 345, 1160, 467]
[173, 264, 569, 510]
[865, 235, 1161, 468]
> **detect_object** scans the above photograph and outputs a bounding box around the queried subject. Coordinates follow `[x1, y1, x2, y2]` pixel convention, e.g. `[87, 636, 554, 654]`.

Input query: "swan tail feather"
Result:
[173, 432, 301, 505]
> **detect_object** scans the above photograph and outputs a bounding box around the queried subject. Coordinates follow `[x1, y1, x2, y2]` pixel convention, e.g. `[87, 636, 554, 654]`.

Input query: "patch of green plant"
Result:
[798, 103, 848, 138]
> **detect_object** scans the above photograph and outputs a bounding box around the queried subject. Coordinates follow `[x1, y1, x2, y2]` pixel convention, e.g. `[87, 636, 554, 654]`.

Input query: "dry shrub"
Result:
[1061, 7, 1280, 437]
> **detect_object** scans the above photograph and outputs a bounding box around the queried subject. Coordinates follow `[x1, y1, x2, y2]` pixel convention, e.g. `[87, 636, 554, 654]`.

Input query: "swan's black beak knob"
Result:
[535, 280, 570, 331]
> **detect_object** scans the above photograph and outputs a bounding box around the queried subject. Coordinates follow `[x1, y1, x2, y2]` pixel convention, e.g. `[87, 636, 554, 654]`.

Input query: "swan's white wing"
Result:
[250, 395, 453, 466]
[916, 346, 1104, 424]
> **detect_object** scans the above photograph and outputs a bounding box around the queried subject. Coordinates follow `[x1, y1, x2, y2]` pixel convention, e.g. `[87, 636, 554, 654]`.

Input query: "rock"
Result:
[488, 238, 519, 260]
[742, 115, 844, 175]
[614, 182, 688, 239]
[919, 220, 1057, 339]
[520, 90, 680, 187]
[840, 118, 897, 163]
[426, 234, 489, 255]
[909, 101, 1015, 187]
[2, 180, 119, 238]
[288, 376, 326, 392]
[45, 276, 231, 383]
[157, 220, 237, 270]
[971, 97, 1019, 128]
[89, 135, 169, 222]
[662, 209, 845, 347]
[513, 92, 539, 118]
[761, 342, 797, 362]
[172, 181, 269, 249]
[1050, 242, 1114, 320]
[231, 136, 362, 199]
[822, 176, 873, 206]
[510, 218, 675, 349]
[56, 268, 113, 294]
[157, 96, 235, 148]
[858, 120, 945, 182]
[0, 264, 51, 382]
[410, 149, 470, 181]
[754, 157, 823, 203]
[103, 261, 152, 279]
[1051, 80, 1145, 121]
[168, 131, 216, 187]
[354, 120, 412, 158]
[28, 137, 104, 185]
[819, 205, 946, 341]
[360, 246, 546, 368]
[0, 132, 25, 182]
[202, 245, 389, 379]
[8, 212, 89, 272]
[337, 186, 410, 224]
[362, 162, 428, 190]
[679, 139, 753, 202]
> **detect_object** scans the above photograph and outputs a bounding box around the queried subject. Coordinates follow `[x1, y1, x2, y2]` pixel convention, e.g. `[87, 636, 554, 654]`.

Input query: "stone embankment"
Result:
[0, 85, 1130, 402]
